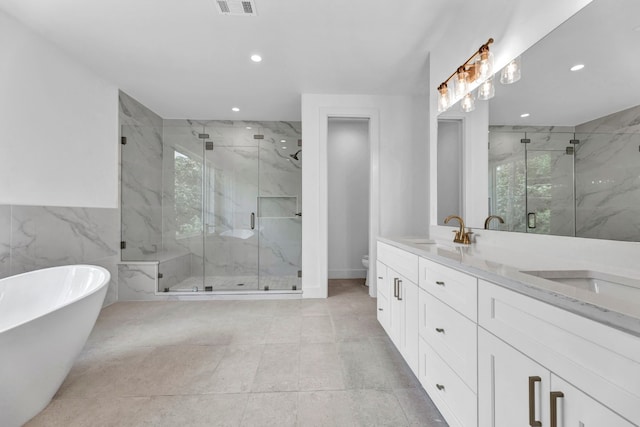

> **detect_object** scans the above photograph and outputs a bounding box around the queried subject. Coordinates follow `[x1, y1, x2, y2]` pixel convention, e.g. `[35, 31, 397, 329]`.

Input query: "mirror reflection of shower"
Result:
[290, 149, 302, 161]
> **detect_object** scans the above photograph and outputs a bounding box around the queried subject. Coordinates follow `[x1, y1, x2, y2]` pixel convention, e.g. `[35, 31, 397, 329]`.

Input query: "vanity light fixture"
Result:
[477, 76, 495, 100]
[250, 54, 262, 62]
[232, 107, 240, 112]
[500, 56, 521, 84]
[437, 38, 494, 112]
[570, 64, 585, 71]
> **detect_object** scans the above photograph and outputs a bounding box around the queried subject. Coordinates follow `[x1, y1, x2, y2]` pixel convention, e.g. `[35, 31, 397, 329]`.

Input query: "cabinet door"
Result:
[479, 328, 550, 427]
[399, 277, 419, 374]
[550, 375, 635, 427]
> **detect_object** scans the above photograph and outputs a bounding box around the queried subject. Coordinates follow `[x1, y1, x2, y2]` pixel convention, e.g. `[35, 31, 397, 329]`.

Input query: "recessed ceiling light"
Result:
[246, 126, 252, 130]
[232, 107, 240, 112]
[280, 139, 286, 143]
[282, 146, 287, 149]
[250, 54, 262, 62]
[570, 64, 585, 71]
[520, 113, 530, 118]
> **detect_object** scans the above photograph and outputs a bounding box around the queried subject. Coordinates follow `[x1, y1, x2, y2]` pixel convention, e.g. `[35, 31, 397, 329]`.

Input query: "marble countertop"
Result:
[379, 236, 640, 338]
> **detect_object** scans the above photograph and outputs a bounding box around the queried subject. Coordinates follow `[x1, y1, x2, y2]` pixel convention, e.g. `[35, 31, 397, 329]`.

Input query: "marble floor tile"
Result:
[299, 342, 345, 391]
[300, 315, 335, 343]
[206, 343, 264, 393]
[337, 340, 389, 389]
[393, 387, 449, 426]
[251, 343, 301, 392]
[241, 392, 298, 427]
[296, 390, 358, 426]
[265, 315, 302, 343]
[31, 280, 446, 426]
[349, 389, 409, 426]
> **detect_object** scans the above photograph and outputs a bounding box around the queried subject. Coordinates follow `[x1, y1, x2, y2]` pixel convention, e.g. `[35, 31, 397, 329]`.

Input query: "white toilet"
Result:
[362, 255, 369, 287]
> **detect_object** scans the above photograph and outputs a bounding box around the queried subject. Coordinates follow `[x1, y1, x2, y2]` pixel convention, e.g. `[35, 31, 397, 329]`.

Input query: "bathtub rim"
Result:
[0, 264, 110, 334]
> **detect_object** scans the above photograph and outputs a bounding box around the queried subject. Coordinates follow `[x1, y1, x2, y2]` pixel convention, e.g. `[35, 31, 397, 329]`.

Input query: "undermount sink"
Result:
[521, 270, 640, 300]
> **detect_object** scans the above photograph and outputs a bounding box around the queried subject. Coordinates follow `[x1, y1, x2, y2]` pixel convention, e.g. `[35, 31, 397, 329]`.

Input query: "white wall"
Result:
[327, 118, 370, 279]
[301, 94, 429, 298]
[0, 10, 118, 208]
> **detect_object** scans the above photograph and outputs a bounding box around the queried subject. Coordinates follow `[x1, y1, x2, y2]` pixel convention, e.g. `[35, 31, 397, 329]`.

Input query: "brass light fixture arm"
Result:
[438, 38, 494, 89]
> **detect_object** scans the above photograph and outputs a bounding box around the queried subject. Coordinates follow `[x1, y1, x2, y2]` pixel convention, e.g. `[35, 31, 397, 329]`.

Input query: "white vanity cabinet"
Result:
[377, 242, 420, 374]
[478, 279, 640, 426]
[418, 257, 478, 427]
[376, 239, 640, 427]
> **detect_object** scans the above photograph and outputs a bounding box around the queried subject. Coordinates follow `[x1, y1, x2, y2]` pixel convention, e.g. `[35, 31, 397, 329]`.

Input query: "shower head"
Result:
[290, 150, 302, 161]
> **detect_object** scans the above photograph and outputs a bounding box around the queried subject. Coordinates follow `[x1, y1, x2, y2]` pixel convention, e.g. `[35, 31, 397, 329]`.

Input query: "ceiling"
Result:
[488, 0, 640, 126]
[0, 0, 595, 121]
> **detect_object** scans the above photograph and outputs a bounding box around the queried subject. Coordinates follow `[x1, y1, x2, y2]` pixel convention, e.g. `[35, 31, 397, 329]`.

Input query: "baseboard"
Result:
[328, 269, 366, 279]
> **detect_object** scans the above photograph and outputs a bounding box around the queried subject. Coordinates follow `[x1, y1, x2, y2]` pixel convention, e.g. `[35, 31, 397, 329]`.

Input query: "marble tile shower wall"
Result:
[575, 104, 640, 241]
[0, 205, 119, 306]
[119, 91, 164, 260]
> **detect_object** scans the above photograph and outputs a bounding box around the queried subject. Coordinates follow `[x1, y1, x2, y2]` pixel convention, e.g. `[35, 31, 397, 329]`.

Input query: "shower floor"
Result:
[167, 275, 299, 292]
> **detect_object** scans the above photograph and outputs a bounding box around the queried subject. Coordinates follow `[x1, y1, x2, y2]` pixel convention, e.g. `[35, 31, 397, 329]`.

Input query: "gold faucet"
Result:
[444, 215, 473, 244]
[484, 215, 505, 230]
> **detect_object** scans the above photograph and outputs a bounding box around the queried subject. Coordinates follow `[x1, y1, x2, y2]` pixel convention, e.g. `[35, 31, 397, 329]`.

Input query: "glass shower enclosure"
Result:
[121, 120, 302, 293]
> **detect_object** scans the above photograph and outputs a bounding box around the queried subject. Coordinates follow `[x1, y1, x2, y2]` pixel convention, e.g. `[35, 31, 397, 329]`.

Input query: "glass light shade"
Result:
[461, 92, 475, 112]
[455, 70, 469, 98]
[500, 56, 521, 84]
[477, 50, 494, 80]
[477, 76, 495, 100]
[437, 85, 450, 112]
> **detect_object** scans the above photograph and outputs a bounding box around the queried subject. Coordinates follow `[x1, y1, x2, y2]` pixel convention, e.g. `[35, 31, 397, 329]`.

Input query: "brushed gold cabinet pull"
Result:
[435, 327, 445, 333]
[528, 376, 542, 427]
[435, 281, 445, 286]
[397, 280, 403, 300]
[435, 384, 445, 391]
[550, 391, 564, 427]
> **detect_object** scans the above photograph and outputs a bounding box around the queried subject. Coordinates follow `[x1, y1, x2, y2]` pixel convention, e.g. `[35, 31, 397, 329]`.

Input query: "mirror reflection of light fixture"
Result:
[461, 92, 476, 112]
[500, 56, 521, 84]
[477, 76, 495, 100]
[436, 38, 494, 112]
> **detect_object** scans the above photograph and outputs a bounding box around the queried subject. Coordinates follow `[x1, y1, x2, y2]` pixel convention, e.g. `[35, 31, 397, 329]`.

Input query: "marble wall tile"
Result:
[120, 92, 163, 261]
[11, 206, 119, 274]
[576, 104, 640, 134]
[118, 263, 158, 301]
[1, 205, 118, 306]
[0, 205, 11, 279]
[575, 106, 640, 241]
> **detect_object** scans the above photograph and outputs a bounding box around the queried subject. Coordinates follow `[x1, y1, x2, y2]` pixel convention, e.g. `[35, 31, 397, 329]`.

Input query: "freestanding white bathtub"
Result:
[0, 265, 110, 427]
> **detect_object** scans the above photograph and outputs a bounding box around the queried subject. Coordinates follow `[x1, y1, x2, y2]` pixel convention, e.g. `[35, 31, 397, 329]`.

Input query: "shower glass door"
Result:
[525, 132, 575, 236]
[203, 123, 259, 291]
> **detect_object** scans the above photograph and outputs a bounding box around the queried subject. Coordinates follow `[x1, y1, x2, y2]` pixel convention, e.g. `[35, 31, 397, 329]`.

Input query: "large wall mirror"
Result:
[437, 0, 640, 242]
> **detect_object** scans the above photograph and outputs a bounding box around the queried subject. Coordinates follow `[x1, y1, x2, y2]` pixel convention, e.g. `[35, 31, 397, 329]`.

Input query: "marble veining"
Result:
[0, 204, 119, 306]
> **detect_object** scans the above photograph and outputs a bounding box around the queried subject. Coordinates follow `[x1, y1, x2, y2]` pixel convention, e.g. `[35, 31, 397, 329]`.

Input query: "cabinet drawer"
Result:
[479, 279, 640, 424]
[377, 241, 419, 284]
[376, 261, 389, 299]
[420, 338, 477, 427]
[419, 258, 478, 321]
[420, 289, 477, 392]
[377, 293, 390, 334]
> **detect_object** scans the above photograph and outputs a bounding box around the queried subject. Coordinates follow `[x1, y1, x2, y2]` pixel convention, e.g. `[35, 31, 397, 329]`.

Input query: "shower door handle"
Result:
[251, 212, 255, 230]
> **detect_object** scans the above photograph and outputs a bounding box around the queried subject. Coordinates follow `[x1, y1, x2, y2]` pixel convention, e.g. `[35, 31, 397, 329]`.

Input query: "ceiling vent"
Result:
[216, 0, 257, 16]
